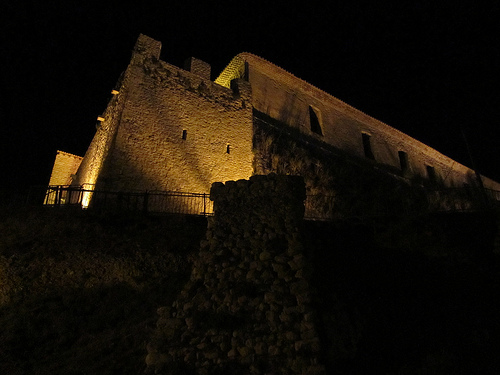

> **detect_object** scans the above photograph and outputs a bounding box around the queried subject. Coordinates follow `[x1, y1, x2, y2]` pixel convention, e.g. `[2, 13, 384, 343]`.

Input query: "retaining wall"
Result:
[146, 174, 326, 374]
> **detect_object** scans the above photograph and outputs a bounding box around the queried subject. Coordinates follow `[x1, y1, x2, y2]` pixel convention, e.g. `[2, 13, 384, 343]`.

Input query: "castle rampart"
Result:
[74, 34, 254, 197]
[216, 53, 500, 190]
[49, 34, 499, 211]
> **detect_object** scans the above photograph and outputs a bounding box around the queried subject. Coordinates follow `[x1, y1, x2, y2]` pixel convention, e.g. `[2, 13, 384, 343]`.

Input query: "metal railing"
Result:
[43, 186, 213, 216]
[41, 185, 500, 220]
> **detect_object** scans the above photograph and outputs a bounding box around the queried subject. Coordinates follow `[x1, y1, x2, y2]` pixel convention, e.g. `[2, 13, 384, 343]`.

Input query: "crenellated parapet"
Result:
[71, 34, 254, 195]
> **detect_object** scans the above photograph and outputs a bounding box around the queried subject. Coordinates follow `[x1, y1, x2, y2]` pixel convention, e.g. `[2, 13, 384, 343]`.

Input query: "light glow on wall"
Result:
[81, 191, 92, 209]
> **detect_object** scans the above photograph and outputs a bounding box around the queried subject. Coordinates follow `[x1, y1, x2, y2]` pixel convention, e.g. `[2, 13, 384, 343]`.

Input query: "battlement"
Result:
[184, 57, 211, 80]
[132, 33, 161, 60]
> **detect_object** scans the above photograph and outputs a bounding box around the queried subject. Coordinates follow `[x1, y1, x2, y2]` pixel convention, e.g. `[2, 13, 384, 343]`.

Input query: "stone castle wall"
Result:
[62, 34, 498, 211]
[146, 175, 325, 375]
[72, 77, 128, 193]
[47, 150, 83, 186]
[216, 53, 500, 191]
[74, 35, 254, 195]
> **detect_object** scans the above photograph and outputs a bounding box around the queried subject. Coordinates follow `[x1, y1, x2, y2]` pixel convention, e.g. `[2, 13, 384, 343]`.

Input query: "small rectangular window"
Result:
[426, 165, 436, 181]
[182, 130, 187, 140]
[398, 151, 408, 172]
[226, 144, 230, 154]
[362, 133, 374, 160]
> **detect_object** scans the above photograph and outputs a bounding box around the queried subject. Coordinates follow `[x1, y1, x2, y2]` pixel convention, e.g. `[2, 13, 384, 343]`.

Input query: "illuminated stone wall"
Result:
[67, 34, 498, 209]
[73, 36, 161, 194]
[45, 150, 84, 205]
[47, 150, 83, 186]
[75, 34, 253, 195]
[147, 175, 326, 374]
[70, 73, 130, 207]
[217, 54, 500, 191]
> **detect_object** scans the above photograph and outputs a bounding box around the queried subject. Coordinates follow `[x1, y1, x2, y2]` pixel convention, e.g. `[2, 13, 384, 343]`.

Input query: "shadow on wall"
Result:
[253, 114, 495, 218]
[97, 130, 214, 192]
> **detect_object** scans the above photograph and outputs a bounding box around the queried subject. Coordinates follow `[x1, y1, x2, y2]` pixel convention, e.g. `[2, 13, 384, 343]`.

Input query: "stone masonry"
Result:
[47, 150, 83, 187]
[49, 34, 499, 210]
[73, 34, 254, 195]
[146, 174, 326, 374]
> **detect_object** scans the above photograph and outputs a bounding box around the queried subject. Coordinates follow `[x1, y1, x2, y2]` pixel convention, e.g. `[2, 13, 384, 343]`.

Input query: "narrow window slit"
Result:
[398, 151, 408, 172]
[426, 165, 436, 182]
[182, 130, 187, 140]
[362, 133, 374, 160]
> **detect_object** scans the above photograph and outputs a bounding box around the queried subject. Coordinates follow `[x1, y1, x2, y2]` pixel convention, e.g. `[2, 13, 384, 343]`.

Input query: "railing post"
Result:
[143, 191, 149, 213]
[76, 187, 82, 206]
[56, 185, 61, 206]
[67, 187, 72, 206]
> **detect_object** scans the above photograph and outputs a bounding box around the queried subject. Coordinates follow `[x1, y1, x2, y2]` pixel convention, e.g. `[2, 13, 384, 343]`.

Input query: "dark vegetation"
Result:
[0, 205, 206, 375]
[1, 198, 500, 374]
[305, 213, 500, 375]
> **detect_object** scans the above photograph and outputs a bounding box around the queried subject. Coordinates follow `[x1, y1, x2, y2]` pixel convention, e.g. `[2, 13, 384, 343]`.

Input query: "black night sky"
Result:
[2, 1, 500, 188]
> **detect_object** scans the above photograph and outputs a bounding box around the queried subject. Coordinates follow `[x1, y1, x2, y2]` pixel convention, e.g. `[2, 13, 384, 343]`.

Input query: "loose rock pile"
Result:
[146, 174, 326, 374]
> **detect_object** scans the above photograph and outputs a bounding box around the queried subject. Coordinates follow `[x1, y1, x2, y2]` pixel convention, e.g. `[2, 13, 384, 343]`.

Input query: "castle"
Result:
[47, 34, 500, 212]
